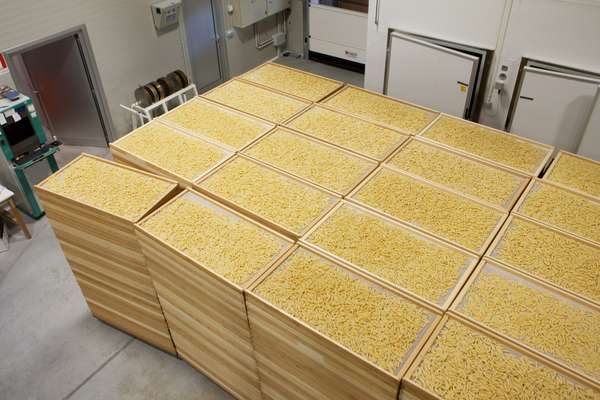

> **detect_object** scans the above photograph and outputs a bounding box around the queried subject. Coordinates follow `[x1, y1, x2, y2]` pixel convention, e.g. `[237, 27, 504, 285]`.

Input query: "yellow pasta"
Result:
[518, 182, 600, 243]
[161, 98, 272, 149]
[242, 63, 342, 101]
[353, 169, 504, 251]
[139, 195, 288, 285]
[203, 80, 308, 123]
[324, 87, 437, 134]
[255, 248, 432, 373]
[411, 319, 600, 400]
[458, 267, 600, 380]
[115, 122, 228, 180]
[422, 116, 548, 173]
[546, 153, 600, 198]
[288, 106, 407, 160]
[42, 156, 173, 221]
[245, 128, 375, 194]
[306, 203, 473, 304]
[493, 217, 600, 303]
[388, 140, 525, 208]
[199, 157, 336, 234]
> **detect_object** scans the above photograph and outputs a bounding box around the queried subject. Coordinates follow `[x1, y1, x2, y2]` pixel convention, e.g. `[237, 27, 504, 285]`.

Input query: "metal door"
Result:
[510, 67, 600, 152]
[577, 86, 600, 161]
[182, 0, 222, 91]
[386, 32, 480, 118]
[22, 35, 108, 146]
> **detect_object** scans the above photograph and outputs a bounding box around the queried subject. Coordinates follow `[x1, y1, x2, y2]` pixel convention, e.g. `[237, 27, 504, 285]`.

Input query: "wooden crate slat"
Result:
[35, 154, 178, 355]
[238, 61, 344, 102]
[450, 259, 600, 384]
[247, 245, 442, 400]
[242, 126, 378, 196]
[385, 137, 531, 211]
[418, 113, 554, 176]
[135, 190, 295, 400]
[401, 314, 600, 399]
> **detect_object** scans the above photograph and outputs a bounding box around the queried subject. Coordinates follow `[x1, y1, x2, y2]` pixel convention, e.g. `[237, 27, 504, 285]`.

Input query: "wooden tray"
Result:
[194, 154, 341, 240]
[246, 244, 442, 400]
[418, 113, 554, 176]
[449, 258, 600, 385]
[201, 78, 312, 124]
[300, 200, 478, 310]
[242, 126, 378, 196]
[400, 313, 600, 400]
[135, 189, 294, 400]
[238, 61, 345, 102]
[157, 96, 276, 152]
[543, 150, 600, 200]
[487, 214, 600, 307]
[110, 121, 234, 188]
[35, 154, 179, 354]
[285, 104, 410, 162]
[321, 85, 440, 136]
[513, 178, 600, 245]
[385, 137, 531, 211]
[348, 166, 508, 255]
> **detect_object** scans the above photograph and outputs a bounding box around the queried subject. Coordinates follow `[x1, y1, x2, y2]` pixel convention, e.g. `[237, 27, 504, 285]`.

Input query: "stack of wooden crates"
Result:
[36, 61, 600, 400]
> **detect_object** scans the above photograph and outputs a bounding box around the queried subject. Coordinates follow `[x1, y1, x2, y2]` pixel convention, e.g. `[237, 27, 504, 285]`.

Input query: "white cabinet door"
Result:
[510, 67, 600, 152]
[578, 86, 600, 161]
[386, 32, 479, 117]
[309, 5, 367, 50]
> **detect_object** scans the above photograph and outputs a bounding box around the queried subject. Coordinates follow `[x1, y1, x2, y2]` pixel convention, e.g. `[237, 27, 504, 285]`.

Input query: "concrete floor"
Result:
[0, 58, 363, 399]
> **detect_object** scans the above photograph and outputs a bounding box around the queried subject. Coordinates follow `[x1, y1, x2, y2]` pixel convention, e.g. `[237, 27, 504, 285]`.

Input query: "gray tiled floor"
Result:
[0, 58, 363, 400]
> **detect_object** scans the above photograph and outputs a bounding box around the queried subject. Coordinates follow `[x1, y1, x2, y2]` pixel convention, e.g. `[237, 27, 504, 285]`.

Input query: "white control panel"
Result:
[151, 0, 181, 30]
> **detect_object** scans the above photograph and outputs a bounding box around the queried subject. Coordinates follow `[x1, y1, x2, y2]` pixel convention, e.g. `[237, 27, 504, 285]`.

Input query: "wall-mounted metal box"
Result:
[229, 0, 290, 29]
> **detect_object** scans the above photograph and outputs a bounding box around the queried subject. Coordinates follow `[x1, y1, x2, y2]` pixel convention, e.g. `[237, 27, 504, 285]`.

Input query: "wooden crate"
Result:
[513, 178, 600, 245]
[543, 150, 600, 200]
[285, 104, 409, 162]
[419, 113, 554, 176]
[135, 189, 294, 400]
[242, 126, 378, 196]
[385, 137, 530, 211]
[348, 166, 507, 255]
[202, 79, 312, 124]
[320, 85, 440, 135]
[450, 258, 600, 384]
[238, 62, 344, 102]
[34, 154, 179, 354]
[194, 154, 340, 240]
[158, 96, 276, 152]
[487, 214, 600, 307]
[110, 120, 233, 188]
[400, 314, 600, 400]
[246, 245, 442, 400]
[301, 200, 478, 310]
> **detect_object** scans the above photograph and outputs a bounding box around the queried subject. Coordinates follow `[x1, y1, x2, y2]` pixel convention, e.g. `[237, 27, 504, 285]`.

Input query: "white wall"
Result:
[365, 0, 600, 131]
[365, 0, 510, 91]
[218, 0, 307, 77]
[0, 0, 187, 138]
[479, 0, 600, 128]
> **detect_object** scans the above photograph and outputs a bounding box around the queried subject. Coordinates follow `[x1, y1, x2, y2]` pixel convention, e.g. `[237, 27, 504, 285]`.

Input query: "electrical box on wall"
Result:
[151, 0, 181, 31]
[228, 0, 290, 29]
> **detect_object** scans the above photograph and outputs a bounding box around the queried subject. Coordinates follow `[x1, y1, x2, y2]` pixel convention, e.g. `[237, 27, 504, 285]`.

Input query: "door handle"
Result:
[345, 50, 358, 58]
[375, 0, 381, 25]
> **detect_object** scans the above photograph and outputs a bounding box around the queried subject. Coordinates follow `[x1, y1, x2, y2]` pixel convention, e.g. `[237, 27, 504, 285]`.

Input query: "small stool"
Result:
[0, 186, 32, 240]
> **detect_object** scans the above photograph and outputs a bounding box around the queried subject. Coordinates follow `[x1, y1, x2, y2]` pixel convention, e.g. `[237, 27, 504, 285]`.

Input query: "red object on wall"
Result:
[0, 53, 7, 70]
